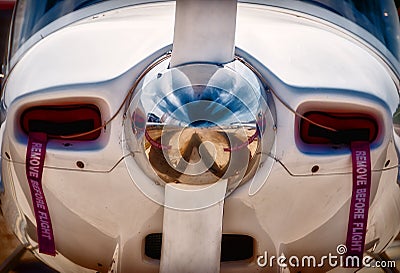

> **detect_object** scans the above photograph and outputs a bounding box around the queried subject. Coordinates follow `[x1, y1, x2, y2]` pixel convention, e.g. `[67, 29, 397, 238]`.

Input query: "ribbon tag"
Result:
[346, 141, 372, 261]
[25, 132, 56, 256]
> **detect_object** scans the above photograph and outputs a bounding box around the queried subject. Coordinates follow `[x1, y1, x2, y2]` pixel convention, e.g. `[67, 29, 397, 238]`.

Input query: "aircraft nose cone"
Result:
[124, 62, 275, 191]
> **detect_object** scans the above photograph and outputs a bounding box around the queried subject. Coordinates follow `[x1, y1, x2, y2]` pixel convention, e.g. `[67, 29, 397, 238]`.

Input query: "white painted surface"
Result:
[170, 0, 236, 67]
[160, 182, 226, 273]
[1, 2, 400, 273]
[4, 4, 398, 110]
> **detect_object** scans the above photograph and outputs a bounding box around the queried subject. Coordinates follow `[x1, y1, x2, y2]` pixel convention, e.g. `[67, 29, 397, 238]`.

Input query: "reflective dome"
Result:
[124, 61, 275, 190]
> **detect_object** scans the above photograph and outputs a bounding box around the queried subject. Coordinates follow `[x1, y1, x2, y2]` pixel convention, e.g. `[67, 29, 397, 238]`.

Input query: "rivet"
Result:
[76, 161, 85, 169]
[311, 165, 319, 173]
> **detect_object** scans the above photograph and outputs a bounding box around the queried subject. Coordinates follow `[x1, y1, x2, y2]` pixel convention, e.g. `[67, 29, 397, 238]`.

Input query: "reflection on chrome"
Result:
[144, 124, 259, 185]
[125, 61, 275, 189]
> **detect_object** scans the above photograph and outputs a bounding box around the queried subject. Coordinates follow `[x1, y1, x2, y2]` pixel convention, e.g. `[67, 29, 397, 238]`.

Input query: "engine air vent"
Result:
[21, 104, 102, 140]
[144, 233, 254, 262]
[300, 112, 378, 145]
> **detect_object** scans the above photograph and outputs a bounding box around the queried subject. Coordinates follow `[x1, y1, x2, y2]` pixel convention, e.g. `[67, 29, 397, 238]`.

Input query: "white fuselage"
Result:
[1, 2, 399, 273]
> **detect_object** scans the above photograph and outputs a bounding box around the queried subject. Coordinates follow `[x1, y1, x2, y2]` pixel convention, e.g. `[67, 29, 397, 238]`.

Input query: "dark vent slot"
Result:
[300, 112, 378, 145]
[307, 124, 371, 144]
[28, 120, 95, 137]
[144, 233, 254, 262]
[145, 233, 163, 260]
[21, 104, 101, 140]
[221, 234, 254, 262]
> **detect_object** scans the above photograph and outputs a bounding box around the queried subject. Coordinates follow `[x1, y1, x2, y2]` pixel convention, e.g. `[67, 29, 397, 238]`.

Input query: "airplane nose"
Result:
[123, 61, 275, 192]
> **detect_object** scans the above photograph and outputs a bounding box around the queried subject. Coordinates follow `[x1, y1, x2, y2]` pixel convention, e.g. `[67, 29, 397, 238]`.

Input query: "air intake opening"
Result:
[144, 233, 254, 262]
[300, 112, 378, 145]
[21, 104, 102, 140]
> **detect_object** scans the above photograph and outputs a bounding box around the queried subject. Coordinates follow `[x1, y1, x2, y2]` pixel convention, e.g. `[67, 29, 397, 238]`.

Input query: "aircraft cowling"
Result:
[0, 1, 399, 273]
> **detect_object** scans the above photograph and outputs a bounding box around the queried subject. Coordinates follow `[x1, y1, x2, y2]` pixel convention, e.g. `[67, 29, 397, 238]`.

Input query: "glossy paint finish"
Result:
[0, 1, 399, 273]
